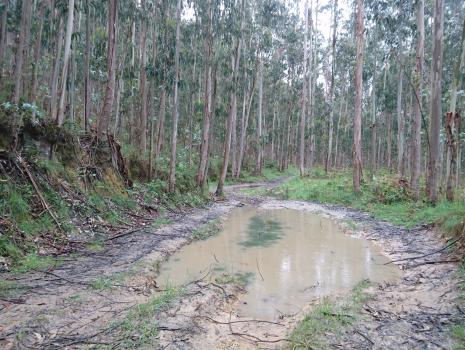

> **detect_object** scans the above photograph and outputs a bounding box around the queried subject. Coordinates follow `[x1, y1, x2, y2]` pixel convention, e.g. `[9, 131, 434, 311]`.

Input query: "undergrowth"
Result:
[267, 168, 465, 233]
[290, 279, 372, 349]
[110, 287, 183, 348]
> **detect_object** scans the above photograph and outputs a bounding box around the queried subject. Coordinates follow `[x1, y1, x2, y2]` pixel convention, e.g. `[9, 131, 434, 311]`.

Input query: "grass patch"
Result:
[290, 279, 372, 349]
[271, 169, 465, 230]
[239, 215, 283, 248]
[112, 287, 183, 348]
[151, 216, 173, 229]
[192, 219, 222, 241]
[90, 272, 127, 290]
[13, 254, 58, 273]
[214, 271, 255, 286]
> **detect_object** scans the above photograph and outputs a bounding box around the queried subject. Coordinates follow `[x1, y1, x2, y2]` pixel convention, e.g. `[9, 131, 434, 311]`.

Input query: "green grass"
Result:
[90, 272, 128, 290]
[192, 219, 222, 240]
[112, 287, 183, 348]
[269, 169, 465, 230]
[13, 254, 58, 273]
[151, 216, 173, 229]
[290, 279, 372, 349]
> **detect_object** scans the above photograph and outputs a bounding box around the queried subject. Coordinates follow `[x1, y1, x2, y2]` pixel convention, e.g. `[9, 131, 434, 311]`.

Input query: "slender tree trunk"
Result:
[237, 68, 257, 178]
[449, 14, 465, 190]
[370, 47, 377, 179]
[139, 6, 148, 156]
[396, 65, 404, 177]
[197, 0, 213, 187]
[217, 6, 243, 195]
[83, 0, 91, 131]
[386, 112, 392, 171]
[217, 44, 241, 195]
[50, 18, 64, 120]
[411, 0, 424, 199]
[353, 0, 364, 193]
[57, 0, 75, 126]
[427, 0, 444, 203]
[154, 85, 166, 175]
[97, 0, 118, 139]
[12, 0, 32, 104]
[299, 0, 309, 177]
[255, 56, 264, 175]
[307, 0, 316, 168]
[325, 0, 338, 173]
[168, 0, 182, 192]
[445, 112, 460, 201]
[30, 2, 46, 111]
[0, 0, 8, 73]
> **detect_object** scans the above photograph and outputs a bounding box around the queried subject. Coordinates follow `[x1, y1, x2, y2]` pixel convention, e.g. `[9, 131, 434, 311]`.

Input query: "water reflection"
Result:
[158, 207, 401, 320]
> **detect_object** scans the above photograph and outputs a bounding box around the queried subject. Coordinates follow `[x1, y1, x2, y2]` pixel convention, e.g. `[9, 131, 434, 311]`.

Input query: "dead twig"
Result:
[384, 236, 462, 265]
[17, 156, 63, 233]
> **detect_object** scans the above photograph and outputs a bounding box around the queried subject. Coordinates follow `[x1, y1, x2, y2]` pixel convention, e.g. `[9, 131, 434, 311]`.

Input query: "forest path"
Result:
[0, 177, 462, 349]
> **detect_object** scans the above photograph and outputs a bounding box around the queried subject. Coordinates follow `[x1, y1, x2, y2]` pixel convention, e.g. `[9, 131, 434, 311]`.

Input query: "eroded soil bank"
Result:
[0, 179, 463, 349]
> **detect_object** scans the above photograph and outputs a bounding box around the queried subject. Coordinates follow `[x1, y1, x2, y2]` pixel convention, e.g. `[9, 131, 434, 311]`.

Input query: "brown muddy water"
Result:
[158, 207, 401, 320]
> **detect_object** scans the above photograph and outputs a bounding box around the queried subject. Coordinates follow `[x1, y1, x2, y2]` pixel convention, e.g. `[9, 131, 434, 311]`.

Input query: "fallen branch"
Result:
[384, 236, 462, 265]
[17, 156, 63, 233]
[406, 259, 460, 269]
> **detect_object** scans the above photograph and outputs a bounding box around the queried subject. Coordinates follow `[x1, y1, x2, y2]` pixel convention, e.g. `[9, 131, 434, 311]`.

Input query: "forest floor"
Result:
[0, 176, 463, 349]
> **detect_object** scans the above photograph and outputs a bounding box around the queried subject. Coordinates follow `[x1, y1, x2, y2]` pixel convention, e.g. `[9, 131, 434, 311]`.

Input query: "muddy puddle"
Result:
[158, 207, 401, 320]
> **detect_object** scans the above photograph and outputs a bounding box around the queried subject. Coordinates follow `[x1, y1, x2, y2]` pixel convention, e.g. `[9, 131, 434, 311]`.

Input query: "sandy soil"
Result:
[0, 179, 463, 349]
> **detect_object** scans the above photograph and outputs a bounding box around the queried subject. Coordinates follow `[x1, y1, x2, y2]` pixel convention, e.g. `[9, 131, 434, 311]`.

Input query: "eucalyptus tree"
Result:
[427, 0, 444, 203]
[353, 0, 364, 193]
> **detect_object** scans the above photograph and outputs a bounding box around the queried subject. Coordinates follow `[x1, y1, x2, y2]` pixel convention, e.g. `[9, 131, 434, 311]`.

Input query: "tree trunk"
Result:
[216, 45, 240, 196]
[237, 67, 257, 178]
[57, 0, 75, 126]
[0, 0, 8, 73]
[139, 6, 148, 155]
[168, 0, 182, 192]
[353, 0, 364, 193]
[84, 0, 91, 132]
[445, 112, 460, 201]
[197, 0, 213, 187]
[12, 0, 32, 104]
[411, 0, 424, 199]
[427, 0, 444, 204]
[50, 18, 64, 120]
[325, 0, 338, 173]
[97, 0, 118, 139]
[396, 65, 404, 177]
[299, 0, 309, 177]
[255, 56, 264, 175]
[449, 14, 465, 189]
[386, 112, 392, 171]
[30, 2, 46, 111]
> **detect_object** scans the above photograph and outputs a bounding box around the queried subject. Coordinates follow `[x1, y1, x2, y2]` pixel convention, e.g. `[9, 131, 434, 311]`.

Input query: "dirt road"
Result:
[0, 179, 462, 349]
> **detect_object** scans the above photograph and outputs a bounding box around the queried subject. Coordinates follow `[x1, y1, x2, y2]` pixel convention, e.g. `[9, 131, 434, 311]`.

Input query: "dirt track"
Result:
[0, 179, 463, 349]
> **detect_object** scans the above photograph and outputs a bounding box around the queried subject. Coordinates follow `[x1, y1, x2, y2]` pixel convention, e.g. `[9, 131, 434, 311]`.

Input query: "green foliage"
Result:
[290, 280, 372, 349]
[192, 219, 221, 240]
[239, 215, 283, 248]
[273, 170, 465, 230]
[13, 254, 58, 273]
[112, 287, 183, 348]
